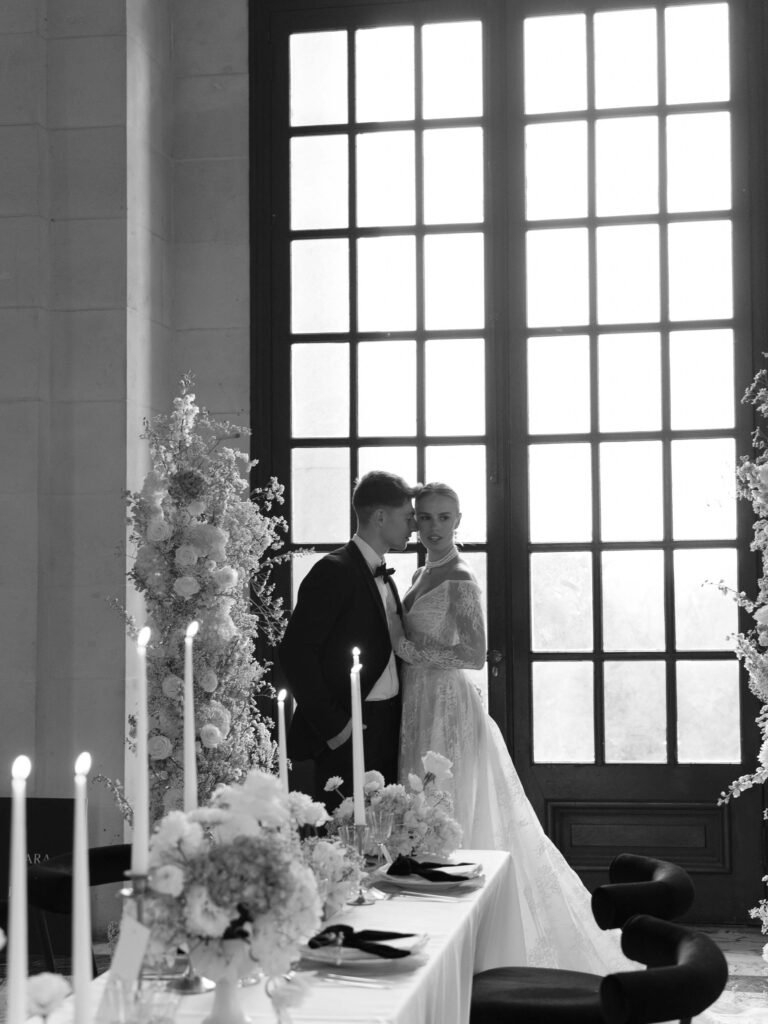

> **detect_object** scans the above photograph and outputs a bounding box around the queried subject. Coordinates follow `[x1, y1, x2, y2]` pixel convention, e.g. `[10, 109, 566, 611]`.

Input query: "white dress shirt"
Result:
[352, 535, 400, 700]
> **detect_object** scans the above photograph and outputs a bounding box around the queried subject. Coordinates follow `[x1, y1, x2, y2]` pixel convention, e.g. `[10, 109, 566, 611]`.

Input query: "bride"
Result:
[392, 482, 632, 974]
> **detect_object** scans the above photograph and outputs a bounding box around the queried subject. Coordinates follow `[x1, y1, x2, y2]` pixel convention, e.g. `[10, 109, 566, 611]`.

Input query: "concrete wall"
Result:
[0, 0, 251, 935]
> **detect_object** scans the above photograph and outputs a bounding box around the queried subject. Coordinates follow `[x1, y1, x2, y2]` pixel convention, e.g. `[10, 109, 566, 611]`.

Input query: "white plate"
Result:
[372, 864, 485, 892]
[299, 934, 429, 965]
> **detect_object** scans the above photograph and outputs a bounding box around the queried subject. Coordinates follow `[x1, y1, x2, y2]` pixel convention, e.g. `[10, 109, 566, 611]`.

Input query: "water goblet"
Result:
[338, 824, 376, 905]
[366, 809, 394, 869]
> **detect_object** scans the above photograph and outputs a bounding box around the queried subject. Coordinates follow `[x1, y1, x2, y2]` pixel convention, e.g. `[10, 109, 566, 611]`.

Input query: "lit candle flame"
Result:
[277, 689, 287, 702]
[137, 626, 151, 647]
[74, 752, 92, 776]
[11, 755, 31, 781]
[186, 620, 199, 639]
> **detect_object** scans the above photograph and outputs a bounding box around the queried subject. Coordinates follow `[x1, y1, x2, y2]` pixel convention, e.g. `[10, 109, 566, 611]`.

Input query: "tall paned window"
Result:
[254, 0, 768, 921]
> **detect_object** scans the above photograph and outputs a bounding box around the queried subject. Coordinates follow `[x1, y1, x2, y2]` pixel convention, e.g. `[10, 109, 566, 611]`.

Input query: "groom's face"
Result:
[380, 500, 416, 551]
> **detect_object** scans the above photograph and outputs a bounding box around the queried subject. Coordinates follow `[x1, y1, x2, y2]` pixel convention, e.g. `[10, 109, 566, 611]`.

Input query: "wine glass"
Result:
[366, 808, 394, 870]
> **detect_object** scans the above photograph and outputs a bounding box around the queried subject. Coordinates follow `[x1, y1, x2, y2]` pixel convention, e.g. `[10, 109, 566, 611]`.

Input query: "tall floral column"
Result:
[122, 375, 289, 822]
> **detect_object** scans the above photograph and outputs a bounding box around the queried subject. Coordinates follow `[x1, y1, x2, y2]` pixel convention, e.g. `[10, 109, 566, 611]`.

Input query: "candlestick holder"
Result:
[339, 824, 375, 905]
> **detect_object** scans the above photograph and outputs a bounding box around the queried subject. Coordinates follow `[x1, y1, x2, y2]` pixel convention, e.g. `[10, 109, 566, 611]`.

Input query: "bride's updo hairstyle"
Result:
[415, 481, 461, 511]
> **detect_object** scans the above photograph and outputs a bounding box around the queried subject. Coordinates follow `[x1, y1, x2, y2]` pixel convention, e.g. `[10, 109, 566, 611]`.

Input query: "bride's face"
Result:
[416, 494, 461, 557]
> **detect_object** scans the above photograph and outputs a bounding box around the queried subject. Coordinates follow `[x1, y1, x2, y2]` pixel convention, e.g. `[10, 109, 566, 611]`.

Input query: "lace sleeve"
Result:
[396, 580, 486, 669]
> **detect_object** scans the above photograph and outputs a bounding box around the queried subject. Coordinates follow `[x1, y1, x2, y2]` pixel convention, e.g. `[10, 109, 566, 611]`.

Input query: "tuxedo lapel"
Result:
[344, 540, 389, 629]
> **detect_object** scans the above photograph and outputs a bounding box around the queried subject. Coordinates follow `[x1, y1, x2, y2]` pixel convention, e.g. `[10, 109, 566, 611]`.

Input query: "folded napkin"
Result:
[308, 924, 416, 959]
[386, 855, 482, 882]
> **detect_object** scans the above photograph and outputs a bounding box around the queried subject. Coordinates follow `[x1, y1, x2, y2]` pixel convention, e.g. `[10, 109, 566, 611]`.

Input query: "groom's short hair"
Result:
[353, 471, 415, 523]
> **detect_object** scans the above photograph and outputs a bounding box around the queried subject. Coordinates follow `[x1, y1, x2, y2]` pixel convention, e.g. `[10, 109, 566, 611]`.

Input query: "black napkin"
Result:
[386, 854, 479, 882]
[308, 924, 416, 959]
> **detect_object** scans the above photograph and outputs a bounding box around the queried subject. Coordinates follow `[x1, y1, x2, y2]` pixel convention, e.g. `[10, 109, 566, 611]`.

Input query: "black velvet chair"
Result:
[27, 843, 132, 973]
[591, 853, 695, 929]
[470, 913, 728, 1024]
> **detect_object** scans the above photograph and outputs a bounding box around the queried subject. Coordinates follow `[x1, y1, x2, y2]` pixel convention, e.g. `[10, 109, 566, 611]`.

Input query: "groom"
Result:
[278, 471, 416, 805]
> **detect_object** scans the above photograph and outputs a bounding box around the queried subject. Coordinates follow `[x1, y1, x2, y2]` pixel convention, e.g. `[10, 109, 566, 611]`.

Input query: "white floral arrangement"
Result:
[26, 974, 71, 1022]
[143, 769, 323, 979]
[112, 374, 289, 821]
[300, 836, 363, 920]
[326, 752, 463, 859]
[717, 362, 768, 959]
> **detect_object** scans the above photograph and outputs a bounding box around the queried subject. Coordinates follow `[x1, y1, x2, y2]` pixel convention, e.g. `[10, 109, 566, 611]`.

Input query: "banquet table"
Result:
[50, 849, 524, 1024]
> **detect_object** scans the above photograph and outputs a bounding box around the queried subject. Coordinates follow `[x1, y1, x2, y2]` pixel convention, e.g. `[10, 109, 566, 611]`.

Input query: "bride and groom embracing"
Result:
[279, 471, 631, 974]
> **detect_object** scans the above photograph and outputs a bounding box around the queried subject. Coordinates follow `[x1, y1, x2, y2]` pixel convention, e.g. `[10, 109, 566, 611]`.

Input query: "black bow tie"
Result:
[374, 563, 395, 578]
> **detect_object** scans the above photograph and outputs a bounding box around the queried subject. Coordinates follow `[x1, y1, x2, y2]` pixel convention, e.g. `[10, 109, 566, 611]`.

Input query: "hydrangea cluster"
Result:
[144, 770, 325, 979]
[326, 751, 463, 859]
[124, 374, 289, 820]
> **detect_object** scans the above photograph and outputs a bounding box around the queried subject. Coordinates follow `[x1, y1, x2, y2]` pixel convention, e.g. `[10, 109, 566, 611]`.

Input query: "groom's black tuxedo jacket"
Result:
[278, 541, 402, 761]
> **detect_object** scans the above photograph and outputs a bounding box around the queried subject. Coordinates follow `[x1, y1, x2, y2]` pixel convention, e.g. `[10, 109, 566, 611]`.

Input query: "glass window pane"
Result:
[533, 662, 594, 762]
[425, 338, 485, 436]
[358, 446, 417, 487]
[356, 131, 415, 228]
[292, 344, 349, 437]
[595, 117, 658, 216]
[598, 333, 661, 432]
[422, 22, 482, 119]
[668, 221, 733, 322]
[355, 26, 414, 122]
[665, 4, 730, 105]
[604, 662, 667, 763]
[600, 441, 663, 541]
[290, 31, 348, 127]
[527, 228, 589, 328]
[677, 660, 740, 763]
[529, 443, 592, 543]
[528, 336, 590, 435]
[671, 439, 737, 541]
[596, 225, 660, 325]
[358, 340, 416, 437]
[524, 15, 586, 115]
[291, 135, 348, 231]
[292, 447, 350, 543]
[674, 548, 738, 651]
[667, 113, 731, 213]
[292, 550, 325, 604]
[669, 330, 734, 430]
[525, 121, 587, 220]
[423, 127, 484, 225]
[425, 444, 486, 542]
[602, 550, 665, 652]
[357, 235, 416, 332]
[424, 233, 484, 330]
[594, 9, 657, 109]
[291, 239, 349, 334]
[531, 552, 593, 653]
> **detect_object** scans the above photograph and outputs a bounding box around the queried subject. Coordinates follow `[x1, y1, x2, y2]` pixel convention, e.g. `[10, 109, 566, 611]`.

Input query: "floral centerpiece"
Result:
[143, 769, 324, 982]
[111, 374, 289, 821]
[717, 362, 768, 959]
[325, 752, 463, 859]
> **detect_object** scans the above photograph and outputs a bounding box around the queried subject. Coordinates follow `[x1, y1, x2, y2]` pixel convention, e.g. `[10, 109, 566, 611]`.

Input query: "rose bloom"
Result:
[151, 863, 185, 898]
[175, 544, 199, 568]
[200, 724, 223, 749]
[198, 668, 218, 693]
[26, 973, 71, 1017]
[187, 499, 206, 517]
[212, 566, 239, 590]
[148, 735, 174, 761]
[174, 575, 200, 598]
[146, 517, 172, 542]
[161, 674, 183, 700]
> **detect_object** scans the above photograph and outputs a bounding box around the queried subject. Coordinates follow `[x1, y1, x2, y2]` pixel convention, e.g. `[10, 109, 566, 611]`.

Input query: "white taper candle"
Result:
[183, 620, 199, 812]
[7, 755, 31, 1024]
[73, 752, 92, 1024]
[277, 689, 289, 795]
[131, 626, 151, 876]
[350, 648, 366, 826]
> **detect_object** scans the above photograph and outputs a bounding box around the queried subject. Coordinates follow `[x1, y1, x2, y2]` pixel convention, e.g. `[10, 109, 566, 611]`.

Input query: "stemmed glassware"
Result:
[366, 809, 394, 870]
[338, 824, 376, 905]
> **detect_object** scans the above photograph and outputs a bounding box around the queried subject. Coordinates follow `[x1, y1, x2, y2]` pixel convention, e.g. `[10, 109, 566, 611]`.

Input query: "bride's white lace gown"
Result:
[398, 577, 633, 974]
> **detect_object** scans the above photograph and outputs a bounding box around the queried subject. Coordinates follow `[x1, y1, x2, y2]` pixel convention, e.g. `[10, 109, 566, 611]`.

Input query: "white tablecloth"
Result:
[54, 849, 522, 1024]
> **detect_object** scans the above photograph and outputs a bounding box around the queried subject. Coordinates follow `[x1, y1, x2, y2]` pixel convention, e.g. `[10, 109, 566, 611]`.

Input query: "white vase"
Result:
[188, 938, 255, 1024]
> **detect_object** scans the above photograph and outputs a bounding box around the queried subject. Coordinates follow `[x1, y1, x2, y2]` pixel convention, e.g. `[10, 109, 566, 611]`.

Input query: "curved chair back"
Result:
[600, 914, 728, 1024]
[591, 853, 695, 930]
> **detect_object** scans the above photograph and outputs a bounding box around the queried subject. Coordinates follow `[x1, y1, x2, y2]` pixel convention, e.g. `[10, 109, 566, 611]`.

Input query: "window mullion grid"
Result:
[348, 26, 360, 520]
